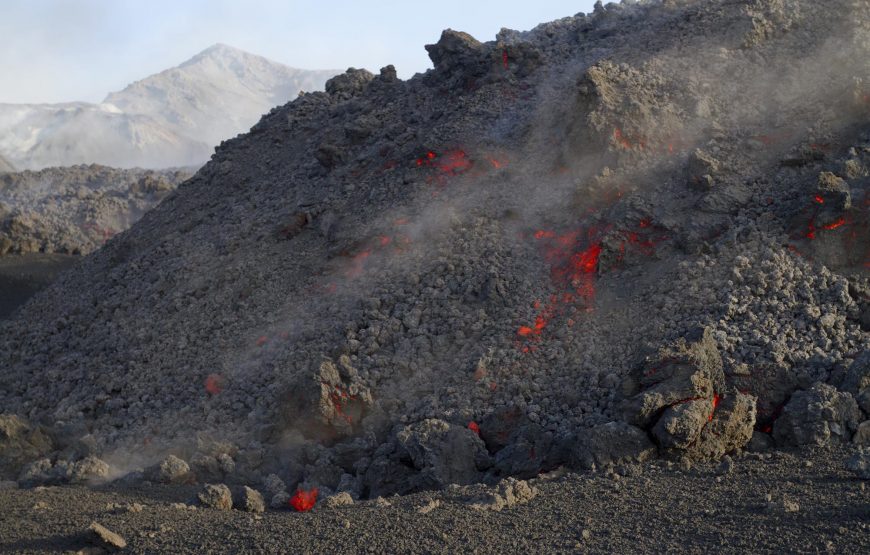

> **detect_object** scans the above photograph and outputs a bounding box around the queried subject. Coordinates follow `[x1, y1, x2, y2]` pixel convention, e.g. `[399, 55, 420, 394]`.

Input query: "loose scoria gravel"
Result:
[0, 0, 869, 506]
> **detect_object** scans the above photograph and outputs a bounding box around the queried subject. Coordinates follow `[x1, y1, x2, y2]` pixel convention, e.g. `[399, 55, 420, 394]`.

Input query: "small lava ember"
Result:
[289, 488, 318, 512]
[204, 374, 224, 395]
[468, 421, 480, 435]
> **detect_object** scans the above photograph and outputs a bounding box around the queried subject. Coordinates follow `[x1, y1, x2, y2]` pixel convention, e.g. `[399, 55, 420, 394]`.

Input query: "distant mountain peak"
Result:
[0, 47, 340, 170]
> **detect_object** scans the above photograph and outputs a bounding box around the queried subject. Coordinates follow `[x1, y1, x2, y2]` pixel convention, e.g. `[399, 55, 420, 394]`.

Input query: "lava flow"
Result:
[516, 229, 602, 346]
[289, 488, 318, 512]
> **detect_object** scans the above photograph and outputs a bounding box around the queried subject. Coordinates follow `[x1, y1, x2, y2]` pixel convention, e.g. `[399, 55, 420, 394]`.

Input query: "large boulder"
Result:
[325, 68, 374, 98]
[683, 392, 756, 460]
[425, 30, 490, 80]
[623, 327, 725, 427]
[835, 351, 870, 414]
[144, 454, 191, 484]
[773, 382, 862, 446]
[395, 419, 490, 491]
[571, 421, 657, 470]
[622, 329, 755, 460]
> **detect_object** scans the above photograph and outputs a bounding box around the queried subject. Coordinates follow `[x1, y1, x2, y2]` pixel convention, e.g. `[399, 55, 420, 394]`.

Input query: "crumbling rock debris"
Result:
[87, 522, 127, 551]
[17, 455, 110, 486]
[773, 382, 862, 446]
[197, 483, 233, 510]
[0, 414, 53, 480]
[144, 455, 191, 485]
[323, 491, 355, 508]
[687, 149, 721, 190]
[280, 356, 373, 441]
[464, 477, 538, 512]
[270, 491, 291, 510]
[1, 0, 869, 503]
[190, 452, 235, 482]
[487, 423, 559, 480]
[233, 486, 265, 513]
[0, 165, 190, 256]
[814, 171, 852, 228]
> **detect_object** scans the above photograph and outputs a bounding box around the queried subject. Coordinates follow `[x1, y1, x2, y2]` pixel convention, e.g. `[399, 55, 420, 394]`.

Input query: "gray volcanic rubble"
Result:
[0, 165, 192, 256]
[1, 0, 869, 509]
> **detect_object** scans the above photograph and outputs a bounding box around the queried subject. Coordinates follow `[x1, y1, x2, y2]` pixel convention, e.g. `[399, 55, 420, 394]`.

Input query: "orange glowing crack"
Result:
[822, 218, 846, 230]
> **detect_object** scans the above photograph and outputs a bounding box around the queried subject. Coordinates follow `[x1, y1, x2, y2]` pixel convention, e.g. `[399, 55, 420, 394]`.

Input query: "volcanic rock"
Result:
[687, 149, 720, 190]
[392, 419, 490, 492]
[846, 450, 870, 479]
[683, 392, 756, 460]
[0, 165, 191, 256]
[233, 486, 265, 513]
[425, 30, 489, 81]
[571, 421, 656, 470]
[280, 356, 373, 441]
[1, 0, 869, 501]
[853, 421, 870, 445]
[773, 383, 862, 446]
[0, 414, 53, 480]
[198, 483, 233, 510]
[144, 455, 191, 485]
[270, 491, 291, 510]
[623, 327, 725, 428]
[323, 491, 355, 508]
[465, 477, 538, 511]
[87, 522, 127, 551]
[325, 68, 374, 98]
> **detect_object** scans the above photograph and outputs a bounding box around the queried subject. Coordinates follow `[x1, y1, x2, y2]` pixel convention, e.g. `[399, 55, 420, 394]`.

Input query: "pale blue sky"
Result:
[0, 0, 597, 104]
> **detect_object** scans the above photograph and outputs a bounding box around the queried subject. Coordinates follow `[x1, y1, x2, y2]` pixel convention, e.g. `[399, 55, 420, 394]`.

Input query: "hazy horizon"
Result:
[0, 0, 596, 104]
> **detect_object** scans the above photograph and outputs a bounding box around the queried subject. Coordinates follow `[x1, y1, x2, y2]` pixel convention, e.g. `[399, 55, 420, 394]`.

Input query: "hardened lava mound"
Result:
[1, 0, 869, 505]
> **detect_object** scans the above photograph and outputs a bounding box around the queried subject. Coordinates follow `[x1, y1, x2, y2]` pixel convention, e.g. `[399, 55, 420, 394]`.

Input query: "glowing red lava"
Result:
[502, 49, 509, 70]
[708, 394, 721, 421]
[289, 488, 318, 512]
[814, 195, 825, 204]
[204, 374, 224, 395]
[468, 421, 480, 435]
[516, 231, 602, 340]
[822, 218, 846, 231]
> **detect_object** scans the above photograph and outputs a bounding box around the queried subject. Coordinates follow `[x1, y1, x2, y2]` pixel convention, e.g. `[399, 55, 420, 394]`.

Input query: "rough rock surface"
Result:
[773, 382, 862, 446]
[145, 455, 191, 485]
[197, 483, 233, 510]
[0, 0, 869, 499]
[233, 485, 265, 513]
[0, 165, 191, 256]
[0, 414, 53, 480]
[87, 521, 127, 551]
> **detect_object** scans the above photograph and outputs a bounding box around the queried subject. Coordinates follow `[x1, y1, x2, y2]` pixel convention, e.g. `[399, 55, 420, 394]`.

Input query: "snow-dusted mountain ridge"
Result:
[0, 45, 339, 170]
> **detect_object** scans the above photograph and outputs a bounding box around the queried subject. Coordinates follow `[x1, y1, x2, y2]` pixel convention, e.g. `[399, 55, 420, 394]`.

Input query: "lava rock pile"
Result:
[0, 0, 868, 504]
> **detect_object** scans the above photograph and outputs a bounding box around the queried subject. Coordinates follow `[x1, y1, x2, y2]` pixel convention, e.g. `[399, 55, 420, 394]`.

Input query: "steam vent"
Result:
[1, 1, 870, 551]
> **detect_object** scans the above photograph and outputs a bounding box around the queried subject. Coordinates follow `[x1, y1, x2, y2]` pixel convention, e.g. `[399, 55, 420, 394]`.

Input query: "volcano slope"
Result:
[0, 0, 869, 548]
